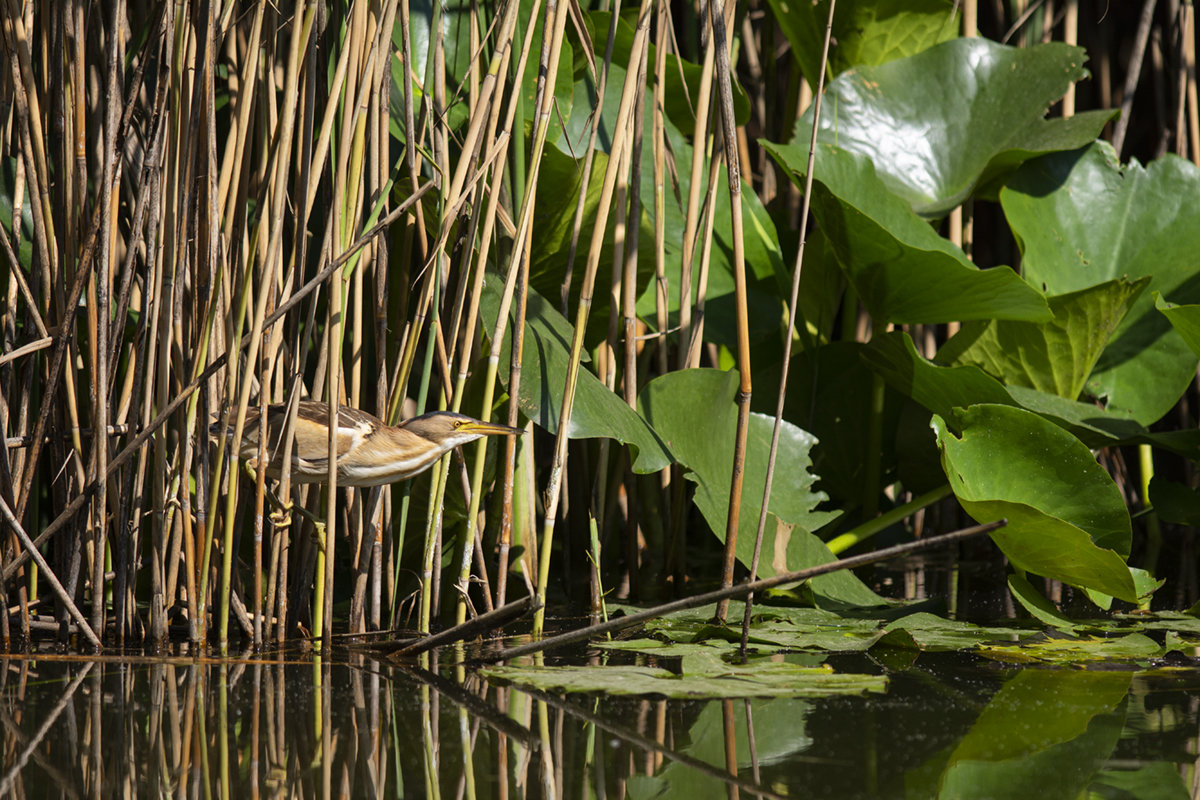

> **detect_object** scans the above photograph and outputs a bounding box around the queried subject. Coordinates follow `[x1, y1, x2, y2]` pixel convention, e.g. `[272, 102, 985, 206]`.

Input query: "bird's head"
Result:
[401, 411, 524, 453]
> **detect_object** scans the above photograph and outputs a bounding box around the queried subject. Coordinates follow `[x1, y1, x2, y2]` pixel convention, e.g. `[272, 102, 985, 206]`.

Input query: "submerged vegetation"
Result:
[1, 0, 1199, 656]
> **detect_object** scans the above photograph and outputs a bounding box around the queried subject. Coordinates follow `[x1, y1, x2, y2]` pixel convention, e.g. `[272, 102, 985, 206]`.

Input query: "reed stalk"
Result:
[709, 0, 751, 624]
[534, 0, 655, 635]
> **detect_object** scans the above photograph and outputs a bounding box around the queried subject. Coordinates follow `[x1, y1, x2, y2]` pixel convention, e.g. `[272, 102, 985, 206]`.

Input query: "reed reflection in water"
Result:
[0, 651, 782, 799]
[3, 651, 1200, 798]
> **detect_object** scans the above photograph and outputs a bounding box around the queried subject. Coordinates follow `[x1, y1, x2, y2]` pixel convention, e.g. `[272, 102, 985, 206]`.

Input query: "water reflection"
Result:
[1, 651, 1198, 798]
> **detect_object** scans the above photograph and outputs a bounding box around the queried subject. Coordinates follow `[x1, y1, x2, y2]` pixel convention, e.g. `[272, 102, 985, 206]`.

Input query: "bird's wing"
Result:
[287, 403, 375, 466]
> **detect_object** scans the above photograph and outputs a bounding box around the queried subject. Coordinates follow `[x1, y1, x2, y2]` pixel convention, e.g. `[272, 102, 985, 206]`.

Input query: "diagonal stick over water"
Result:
[481, 519, 1006, 662]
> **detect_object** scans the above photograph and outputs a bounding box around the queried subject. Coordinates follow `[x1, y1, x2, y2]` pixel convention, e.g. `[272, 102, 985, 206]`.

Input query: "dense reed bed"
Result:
[1, 0, 1196, 653]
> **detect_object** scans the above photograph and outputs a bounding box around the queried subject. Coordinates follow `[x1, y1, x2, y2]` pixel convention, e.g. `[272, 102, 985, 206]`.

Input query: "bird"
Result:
[214, 400, 524, 487]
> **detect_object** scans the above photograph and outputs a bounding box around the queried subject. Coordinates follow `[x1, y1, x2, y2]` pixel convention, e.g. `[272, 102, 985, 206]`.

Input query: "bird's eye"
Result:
[454, 420, 464, 428]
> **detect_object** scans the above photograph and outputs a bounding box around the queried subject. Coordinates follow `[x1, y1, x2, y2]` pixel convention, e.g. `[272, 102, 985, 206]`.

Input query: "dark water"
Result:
[2, 645, 1198, 798]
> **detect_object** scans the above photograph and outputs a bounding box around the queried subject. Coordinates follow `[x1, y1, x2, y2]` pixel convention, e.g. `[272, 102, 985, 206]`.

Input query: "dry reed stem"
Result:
[740, 0, 837, 650]
[709, 0, 751, 624]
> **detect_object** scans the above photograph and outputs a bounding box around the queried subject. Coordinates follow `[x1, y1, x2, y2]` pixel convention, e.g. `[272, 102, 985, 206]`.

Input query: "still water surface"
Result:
[1, 645, 1198, 798]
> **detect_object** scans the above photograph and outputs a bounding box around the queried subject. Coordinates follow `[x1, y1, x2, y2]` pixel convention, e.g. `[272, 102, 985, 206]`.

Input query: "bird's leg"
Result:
[241, 461, 326, 554]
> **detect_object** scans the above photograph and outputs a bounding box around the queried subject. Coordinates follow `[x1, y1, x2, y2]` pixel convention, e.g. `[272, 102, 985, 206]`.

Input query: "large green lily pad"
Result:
[481, 658, 886, 699]
[763, 142, 1050, 324]
[794, 38, 1114, 216]
[936, 278, 1148, 400]
[479, 278, 672, 473]
[1001, 142, 1200, 424]
[765, 0, 959, 90]
[932, 404, 1137, 603]
[977, 633, 1164, 665]
[637, 369, 842, 577]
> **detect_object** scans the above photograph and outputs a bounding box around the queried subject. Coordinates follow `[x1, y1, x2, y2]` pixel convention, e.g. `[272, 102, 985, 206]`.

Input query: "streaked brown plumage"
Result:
[215, 401, 523, 487]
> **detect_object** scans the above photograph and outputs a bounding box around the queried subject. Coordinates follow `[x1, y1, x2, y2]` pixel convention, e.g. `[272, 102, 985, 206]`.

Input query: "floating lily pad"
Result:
[481, 658, 886, 699]
[978, 633, 1163, 664]
[640, 603, 885, 652]
[876, 612, 1032, 652]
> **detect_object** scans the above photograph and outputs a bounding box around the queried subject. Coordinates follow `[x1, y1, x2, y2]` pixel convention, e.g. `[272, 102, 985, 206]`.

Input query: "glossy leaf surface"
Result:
[794, 38, 1113, 216]
[1002, 143, 1200, 424]
[638, 369, 839, 576]
[765, 0, 959, 89]
[933, 404, 1137, 602]
[937, 278, 1148, 401]
[764, 142, 1050, 324]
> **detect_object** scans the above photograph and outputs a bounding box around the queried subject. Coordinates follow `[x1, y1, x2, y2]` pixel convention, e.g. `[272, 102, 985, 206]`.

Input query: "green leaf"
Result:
[795, 38, 1113, 216]
[480, 660, 886, 699]
[1156, 293, 1200, 359]
[478, 278, 672, 473]
[937, 670, 1129, 800]
[1007, 574, 1080, 631]
[637, 369, 840, 576]
[864, 332, 1157, 449]
[936, 278, 1148, 401]
[977, 633, 1163, 664]
[763, 142, 1050, 324]
[1130, 567, 1166, 603]
[1091, 764, 1191, 800]
[757, 342, 905, 510]
[865, 331, 1015, 414]
[1001, 142, 1200, 424]
[877, 612, 1032, 652]
[932, 404, 1137, 602]
[765, 0, 959, 89]
[788, 525, 893, 608]
[577, 11, 749, 137]
[1149, 477, 1200, 526]
[643, 604, 885, 652]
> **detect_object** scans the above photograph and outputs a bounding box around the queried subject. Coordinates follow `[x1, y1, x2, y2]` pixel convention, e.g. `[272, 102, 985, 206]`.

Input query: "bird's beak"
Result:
[459, 420, 525, 436]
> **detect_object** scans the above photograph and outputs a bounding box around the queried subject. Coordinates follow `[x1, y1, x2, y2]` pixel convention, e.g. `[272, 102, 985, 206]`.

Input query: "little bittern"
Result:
[216, 401, 523, 487]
